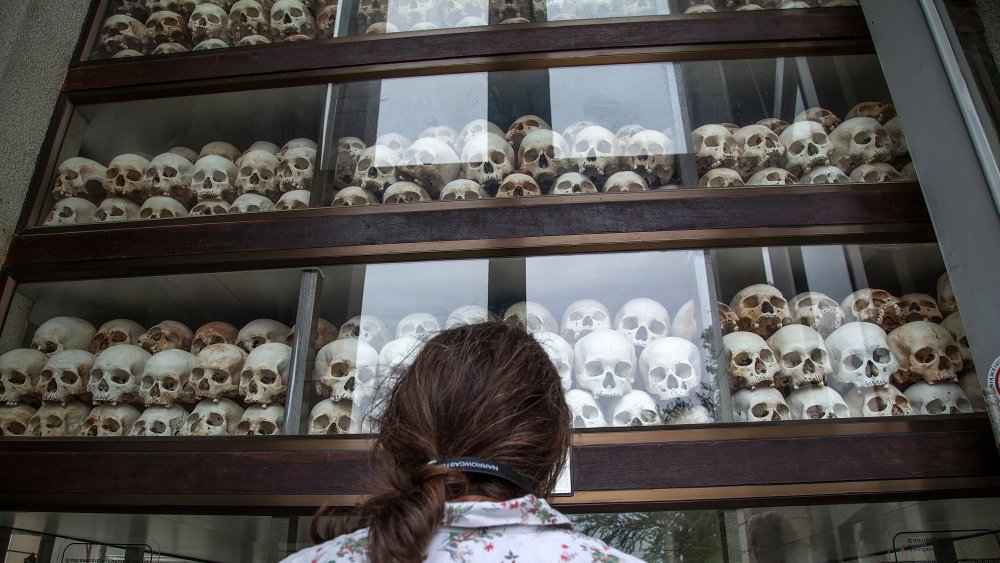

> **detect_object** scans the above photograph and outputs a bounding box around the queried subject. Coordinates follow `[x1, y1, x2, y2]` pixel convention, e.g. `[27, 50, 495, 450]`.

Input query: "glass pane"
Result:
[714, 243, 981, 421]
[0, 269, 301, 437]
[322, 55, 909, 209]
[88, 0, 851, 59]
[40, 85, 324, 227]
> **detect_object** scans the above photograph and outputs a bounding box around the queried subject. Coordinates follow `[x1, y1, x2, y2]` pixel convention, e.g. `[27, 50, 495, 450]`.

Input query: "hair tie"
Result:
[428, 457, 535, 495]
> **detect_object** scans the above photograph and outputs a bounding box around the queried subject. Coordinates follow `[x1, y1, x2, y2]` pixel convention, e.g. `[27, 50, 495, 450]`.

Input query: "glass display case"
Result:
[3, 0, 999, 558]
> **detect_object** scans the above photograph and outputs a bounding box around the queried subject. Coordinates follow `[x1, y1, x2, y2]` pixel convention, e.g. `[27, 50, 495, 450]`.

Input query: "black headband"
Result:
[429, 457, 536, 495]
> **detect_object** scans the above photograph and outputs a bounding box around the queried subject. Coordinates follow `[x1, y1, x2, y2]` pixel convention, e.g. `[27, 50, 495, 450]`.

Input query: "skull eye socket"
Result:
[240, 166, 253, 176]
[582, 405, 599, 418]
[804, 405, 826, 419]
[313, 414, 330, 430]
[140, 375, 154, 389]
[596, 140, 612, 153]
[782, 351, 803, 368]
[759, 349, 775, 363]
[258, 421, 277, 435]
[853, 132, 872, 145]
[944, 345, 962, 362]
[622, 317, 638, 330]
[127, 169, 142, 182]
[592, 311, 607, 322]
[151, 420, 167, 434]
[853, 298, 870, 312]
[191, 367, 205, 379]
[44, 415, 62, 429]
[489, 151, 505, 165]
[810, 349, 827, 364]
[750, 403, 771, 418]
[524, 148, 539, 161]
[193, 171, 205, 182]
[212, 171, 226, 182]
[8, 372, 25, 385]
[650, 320, 667, 334]
[207, 14, 220, 24]
[812, 133, 827, 144]
[872, 347, 892, 364]
[291, 7, 304, 16]
[640, 410, 658, 423]
[144, 168, 157, 179]
[615, 362, 631, 377]
[337, 415, 352, 432]
[60, 372, 79, 384]
[211, 370, 229, 383]
[843, 353, 863, 370]
[704, 136, 720, 148]
[733, 352, 751, 367]
[106, 168, 119, 180]
[925, 398, 946, 415]
[914, 347, 936, 364]
[294, 158, 309, 170]
[102, 419, 121, 433]
[207, 413, 224, 426]
[111, 371, 129, 384]
[789, 141, 805, 155]
[163, 377, 178, 391]
[769, 297, 786, 308]
[377, 164, 394, 174]
[272, 11, 282, 20]
[585, 361, 603, 378]
[649, 367, 666, 383]
[260, 370, 278, 385]
[741, 296, 760, 308]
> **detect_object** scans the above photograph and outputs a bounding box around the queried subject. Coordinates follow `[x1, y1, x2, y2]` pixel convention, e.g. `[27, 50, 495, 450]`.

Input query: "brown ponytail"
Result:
[313, 320, 572, 563]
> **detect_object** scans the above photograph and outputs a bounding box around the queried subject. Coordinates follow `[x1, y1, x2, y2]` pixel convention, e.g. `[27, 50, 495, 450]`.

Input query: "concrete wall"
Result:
[0, 1, 91, 258]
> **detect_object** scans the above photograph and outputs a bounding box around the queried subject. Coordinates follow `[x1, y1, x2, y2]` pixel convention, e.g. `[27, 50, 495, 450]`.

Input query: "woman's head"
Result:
[330, 320, 572, 562]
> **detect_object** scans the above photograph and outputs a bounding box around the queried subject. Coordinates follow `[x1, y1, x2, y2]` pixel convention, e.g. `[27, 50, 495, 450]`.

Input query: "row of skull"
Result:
[98, 0, 338, 58]
[0, 399, 283, 437]
[720, 273, 961, 341]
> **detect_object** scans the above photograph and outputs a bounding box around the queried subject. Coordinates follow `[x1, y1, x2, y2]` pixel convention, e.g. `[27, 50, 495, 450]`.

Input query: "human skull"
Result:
[515, 129, 571, 190]
[734, 124, 784, 178]
[99, 15, 147, 56]
[277, 189, 311, 209]
[884, 116, 910, 162]
[151, 42, 189, 54]
[825, 322, 898, 394]
[236, 404, 285, 435]
[315, 2, 339, 36]
[79, 403, 140, 436]
[143, 152, 195, 205]
[506, 115, 550, 153]
[747, 168, 797, 186]
[355, 145, 400, 196]
[0, 349, 47, 405]
[639, 337, 701, 402]
[757, 118, 789, 135]
[570, 125, 621, 184]
[139, 321, 193, 354]
[488, 0, 531, 23]
[0, 404, 35, 436]
[276, 146, 316, 193]
[802, 165, 850, 184]
[788, 291, 843, 337]
[393, 0, 441, 29]
[786, 385, 848, 420]
[314, 338, 379, 400]
[779, 121, 833, 176]
[624, 130, 676, 187]
[278, 137, 317, 158]
[439, 179, 488, 200]
[849, 163, 902, 183]
[285, 318, 339, 351]
[230, 0, 269, 41]
[106, 154, 152, 202]
[573, 328, 636, 399]
[732, 387, 789, 422]
[88, 344, 150, 405]
[496, 173, 541, 198]
[333, 137, 367, 190]
[397, 137, 460, 197]
[938, 273, 958, 317]
[565, 389, 606, 428]
[337, 315, 390, 351]
[43, 197, 98, 226]
[888, 321, 962, 384]
[191, 199, 231, 216]
[236, 319, 291, 352]
[841, 288, 904, 332]
[52, 158, 107, 203]
[831, 117, 893, 172]
[940, 312, 972, 367]
[445, 305, 489, 328]
[614, 298, 670, 352]
[113, 0, 150, 19]
[270, 0, 316, 40]
[94, 197, 141, 223]
[191, 344, 246, 400]
[383, 181, 431, 204]
[139, 349, 196, 406]
[332, 186, 379, 206]
[723, 331, 778, 390]
[692, 124, 740, 177]
[730, 284, 792, 338]
[239, 342, 291, 405]
[699, 168, 744, 188]
[192, 322, 239, 355]
[139, 196, 189, 219]
[794, 107, 841, 134]
[504, 301, 558, 334]
[129, 404, 188, 436]
[192, 155, 238, 202]
[32, 317, 97, 356]
[38, 350, 94, 403]
[188, 3, 229, 43]
[766, 324, 831, 389]
[26, 401, 90, 436]
[550, 172, 598, 195]
[561, 299, 611, 345]
[609, 390, 661, 427]
[394, 313, 441, 340]
[229, 193, 276, 214]
[561, 121, 599, 145]
[454, 120, 504, 153]
[603, 171, 649, 193]
[533, 331, 573, 391]
[235, 149, 280, 200]
[899, 293, 943, 324]
[905, 381, 972, 415]
[669, 300, 699, 343]
[181, 398, 244, 435]
[147, 10, 191, 47]
[615, 124, 646, 150]
[308, 398, 354, 434]
[441, 0, 488, 25]
[461, 132, 515, 188]
[844, 383, 913, 417]
[91, 319, 146, 354]
[846, 101, 897, 124]
[419, 126, 457, 148]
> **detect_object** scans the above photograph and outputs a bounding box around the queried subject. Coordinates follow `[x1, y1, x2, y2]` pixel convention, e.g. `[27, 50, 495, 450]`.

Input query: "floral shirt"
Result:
[280, 495, 644, 563]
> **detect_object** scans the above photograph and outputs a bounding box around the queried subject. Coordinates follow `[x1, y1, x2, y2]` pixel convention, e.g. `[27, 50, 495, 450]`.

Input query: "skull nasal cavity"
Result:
[603, 373, 616, 388]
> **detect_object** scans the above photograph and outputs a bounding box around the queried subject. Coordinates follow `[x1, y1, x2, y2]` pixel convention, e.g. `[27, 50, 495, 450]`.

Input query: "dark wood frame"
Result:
[3, 5, 994, 518]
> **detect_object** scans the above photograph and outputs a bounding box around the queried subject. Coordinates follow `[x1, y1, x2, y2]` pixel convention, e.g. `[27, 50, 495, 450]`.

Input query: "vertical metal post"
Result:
[863, 0, 1000, 448]
[286, 269, 324, 435]
[35, 535, 54, 563]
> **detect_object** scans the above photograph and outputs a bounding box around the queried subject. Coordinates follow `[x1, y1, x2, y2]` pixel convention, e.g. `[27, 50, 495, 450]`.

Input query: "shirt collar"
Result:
[443, 494, 573, 529]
